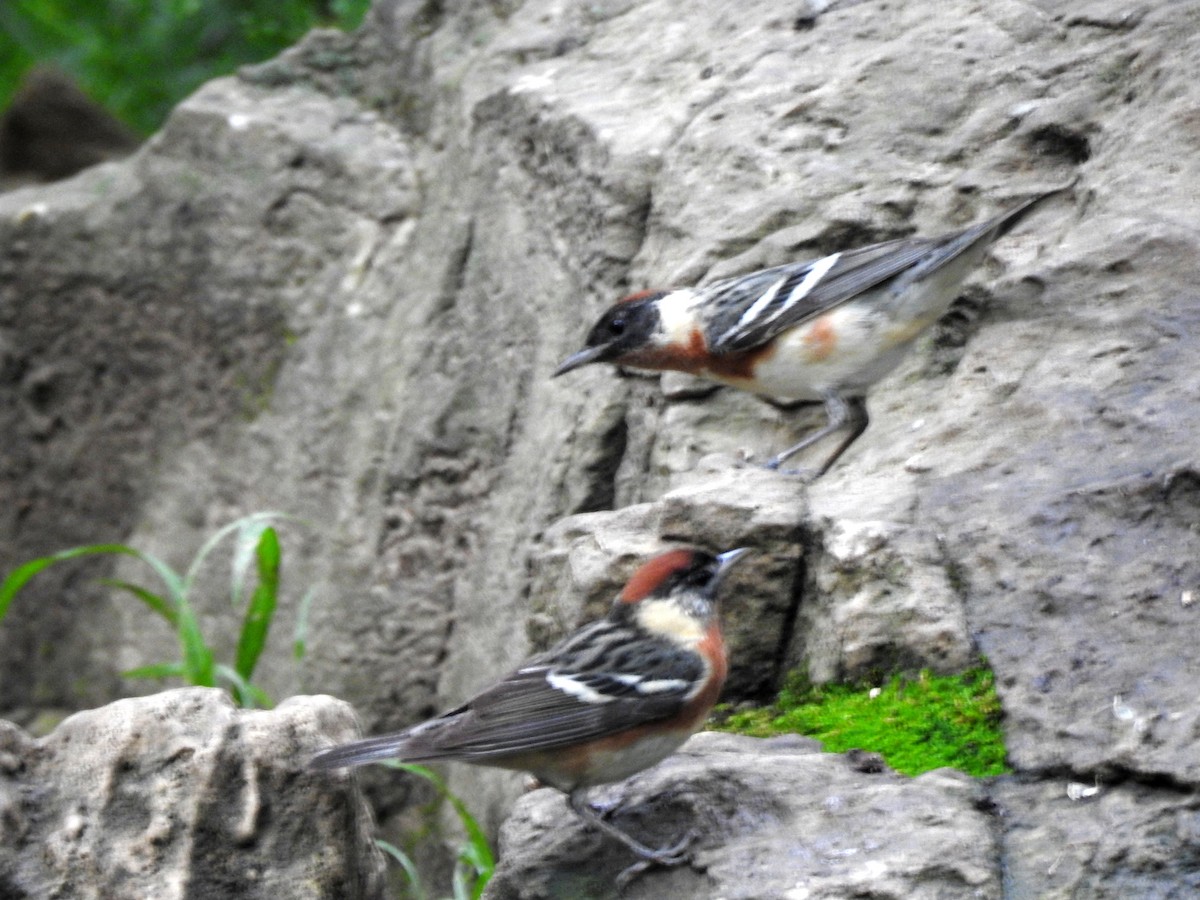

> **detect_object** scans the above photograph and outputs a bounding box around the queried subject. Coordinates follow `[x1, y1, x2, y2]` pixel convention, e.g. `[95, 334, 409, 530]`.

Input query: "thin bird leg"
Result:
[766, 393, 869, 475]
[812, 394, 870, 477]
[567, 789, 693, 866]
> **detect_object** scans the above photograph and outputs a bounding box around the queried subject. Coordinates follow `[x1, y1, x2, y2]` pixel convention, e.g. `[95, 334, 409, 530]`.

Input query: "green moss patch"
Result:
[711, 667, 1008, 777]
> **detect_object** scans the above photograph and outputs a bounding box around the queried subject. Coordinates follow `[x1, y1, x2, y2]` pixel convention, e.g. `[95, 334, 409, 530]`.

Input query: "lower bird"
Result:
[310, 546, 749, 879]
[554, 188, 1067, 477]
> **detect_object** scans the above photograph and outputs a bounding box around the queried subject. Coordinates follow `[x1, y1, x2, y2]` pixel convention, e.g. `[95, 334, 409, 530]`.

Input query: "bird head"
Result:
[553, 291, 670, 376]
[614, 547, 751, 646]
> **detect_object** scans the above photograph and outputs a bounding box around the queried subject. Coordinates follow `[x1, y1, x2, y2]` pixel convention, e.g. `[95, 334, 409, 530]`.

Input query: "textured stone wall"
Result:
[0, 690, 385, 899]
[1, 0, 1198, 895]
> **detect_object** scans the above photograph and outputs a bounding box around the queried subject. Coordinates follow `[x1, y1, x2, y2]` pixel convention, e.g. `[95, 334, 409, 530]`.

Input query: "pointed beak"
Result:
[712, 547, 753, 589]
[553, 344, 611, 377]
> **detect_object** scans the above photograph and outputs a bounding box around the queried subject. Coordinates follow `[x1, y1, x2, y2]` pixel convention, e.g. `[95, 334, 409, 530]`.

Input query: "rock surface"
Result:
[0, 0, 1198, 895]
[996, 777, 1200, 900]
[0, 689, 385, 899]
[486, 732, 1000, 900]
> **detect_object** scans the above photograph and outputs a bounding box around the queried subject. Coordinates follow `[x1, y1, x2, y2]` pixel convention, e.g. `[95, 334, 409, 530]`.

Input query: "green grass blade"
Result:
[97, 578, 178, 628]
[123, 662, 186, 680]
[452, 863, 471, 900]
[183, 511, 286, 597]
[382, 762, 494, 895]
[293, 585, 317, 660]
[175, 596, 215, 687]
[215, 663, 249, 705]
[382, 760, 444, 781]
[375, 839, 425, 900]
[0, 543, 172, 624]
[120, 550, 187, 607]
[215, 663, 272, 709]
[234, 526, 280, 682]
[0, 513, 310, 711]
[229, 516, 273, 608]
[184, 515, 252, 595]
[447, 795, 495, 896]
[245, 683, 273, 708]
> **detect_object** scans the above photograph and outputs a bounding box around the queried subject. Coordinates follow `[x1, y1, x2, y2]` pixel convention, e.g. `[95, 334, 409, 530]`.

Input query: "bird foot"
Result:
[585, 797, 621, 819]
[614, 830, 697, 891]
[641, 829, 695, 865]
[569, 790, 700, 888]
[763, 456, 820, 481]
[583, 801, 695, 862]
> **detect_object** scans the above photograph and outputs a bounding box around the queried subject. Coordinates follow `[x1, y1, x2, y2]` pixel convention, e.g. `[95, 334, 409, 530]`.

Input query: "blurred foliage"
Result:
[0, 512, 314, 708]
[377, 762, 495, 900]
[0, 0, 371, 134]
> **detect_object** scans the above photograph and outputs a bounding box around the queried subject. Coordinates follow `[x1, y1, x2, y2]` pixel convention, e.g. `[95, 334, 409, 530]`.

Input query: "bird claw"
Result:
[571, 792, 697, 888]
[614, 859, 652, 897]
[586, 797, 620, 819]
[649, 828, 696, 864]
[615, 858, 655, 892]
[763, 457, 820, 481]
[614, 830, 697, 891]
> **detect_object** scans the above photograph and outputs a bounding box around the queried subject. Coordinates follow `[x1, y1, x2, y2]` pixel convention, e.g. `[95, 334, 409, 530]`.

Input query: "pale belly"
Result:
[710, 293, 946, 401]
[524, 729, 694, 793]
[568, 731, 693, 789]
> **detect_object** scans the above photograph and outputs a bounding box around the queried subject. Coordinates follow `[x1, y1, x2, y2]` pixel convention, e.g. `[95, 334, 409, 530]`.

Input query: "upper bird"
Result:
[555, 189, 1065, 477]
[310, 546, 750, 875]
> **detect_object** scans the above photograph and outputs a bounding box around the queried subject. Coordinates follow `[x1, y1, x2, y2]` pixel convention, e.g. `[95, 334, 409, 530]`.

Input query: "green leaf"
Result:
[123, 662, 186, 681]
[1, 543, 168, 624]
[0, 510, 318, 711]
[293, 585, 317, 660]
[182, 511, 285, 599]
[97, 578, 178, 628]
[382, 762, 494, 895]
[133, 553, 188, 606]
[229, 516, 274, 608]
[215, 663, 273, 709]
[452, 863, 471, 900]
[375, 839, 425, 900]
[175, 596, 215, 688]
[234, 526, 280, 682]
[449, 795, 495, 897]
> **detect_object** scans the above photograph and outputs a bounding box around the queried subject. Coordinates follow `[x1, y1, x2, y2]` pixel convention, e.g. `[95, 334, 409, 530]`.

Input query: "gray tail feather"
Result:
[985, 182, 1074, 241]
[308, 732, 419, 770]
[900, 183, 1072, 286]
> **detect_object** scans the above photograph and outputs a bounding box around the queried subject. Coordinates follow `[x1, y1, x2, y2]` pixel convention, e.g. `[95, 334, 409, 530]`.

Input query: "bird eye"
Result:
[608, 315, 627, 336]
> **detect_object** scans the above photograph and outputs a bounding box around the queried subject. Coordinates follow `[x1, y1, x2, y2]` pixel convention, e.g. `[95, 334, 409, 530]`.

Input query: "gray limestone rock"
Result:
[996, 777, 1200, 899]
[1, 0, 1199, 895]
[485, 732, 1000, 900]
[794, 507, 976, 683]
[0, 689, 385, 899]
